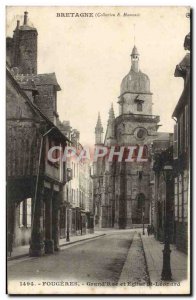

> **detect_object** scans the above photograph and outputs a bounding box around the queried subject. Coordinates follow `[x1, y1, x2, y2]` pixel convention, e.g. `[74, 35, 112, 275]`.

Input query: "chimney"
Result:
[16, 20, 20, 29]
[24, 11, 28, 25]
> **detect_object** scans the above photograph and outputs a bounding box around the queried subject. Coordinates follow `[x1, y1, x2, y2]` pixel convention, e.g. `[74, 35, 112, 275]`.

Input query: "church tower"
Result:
[12, 12, 38, 74]
[114, 44, 160, 228]
[92, 43, 160, 229]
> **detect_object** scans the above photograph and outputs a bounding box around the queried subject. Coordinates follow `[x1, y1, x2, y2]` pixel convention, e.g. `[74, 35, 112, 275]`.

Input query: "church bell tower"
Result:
[114, 44, 160, 228]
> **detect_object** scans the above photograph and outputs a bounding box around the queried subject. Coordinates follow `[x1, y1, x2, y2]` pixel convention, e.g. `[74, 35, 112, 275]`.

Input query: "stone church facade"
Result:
[93, 44, 168, 229]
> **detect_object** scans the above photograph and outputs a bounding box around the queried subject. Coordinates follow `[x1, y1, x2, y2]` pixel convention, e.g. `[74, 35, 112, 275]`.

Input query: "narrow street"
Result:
[8, 230, 148, 284]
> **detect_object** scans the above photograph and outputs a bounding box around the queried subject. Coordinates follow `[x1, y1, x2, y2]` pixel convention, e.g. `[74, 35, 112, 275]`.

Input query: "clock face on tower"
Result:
[134, 127, 147, 140]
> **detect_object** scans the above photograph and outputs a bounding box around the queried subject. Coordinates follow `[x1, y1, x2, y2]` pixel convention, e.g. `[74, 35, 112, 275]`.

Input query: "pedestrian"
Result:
[147, 225, 150, 236]
[151, 224, 154, 235]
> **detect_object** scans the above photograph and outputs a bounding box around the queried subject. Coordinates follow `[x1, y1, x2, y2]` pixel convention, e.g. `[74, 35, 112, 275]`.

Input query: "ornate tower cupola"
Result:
[131, 45, 139, 72]
[95, 113, 104, 144]
[119, 44, 152, 116]
[12, 12, 38, 75]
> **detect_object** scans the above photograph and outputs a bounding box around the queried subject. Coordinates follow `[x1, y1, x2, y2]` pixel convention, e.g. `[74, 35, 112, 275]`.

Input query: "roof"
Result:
[33, 73, 61, 91]
[155, 132, 171, 141]
[120, 69, 151, 95]
[131, 45, 139, 56]
[6, 67, 69, 143]
[17, 79, 37, 91]
[19, 25, 37, 31]
[172, 73, 190, 118]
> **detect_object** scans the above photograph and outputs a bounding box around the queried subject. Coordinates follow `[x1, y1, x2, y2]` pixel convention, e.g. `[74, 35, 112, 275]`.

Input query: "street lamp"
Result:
[161, 164, 173, 281]
[66, 208, 70, 242]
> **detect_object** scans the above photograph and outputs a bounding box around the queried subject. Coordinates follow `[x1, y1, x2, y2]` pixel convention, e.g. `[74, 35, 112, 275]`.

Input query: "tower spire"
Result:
[131, 45, 139, 73]
[95, 112, 104, 144]
[108, 103, 115, 123]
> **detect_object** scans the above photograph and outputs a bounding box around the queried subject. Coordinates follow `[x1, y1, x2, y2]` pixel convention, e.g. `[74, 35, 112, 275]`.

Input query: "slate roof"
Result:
[19, 25, 37, 31]
[31, 73, 61, 91]
[14, 73, 61, 91]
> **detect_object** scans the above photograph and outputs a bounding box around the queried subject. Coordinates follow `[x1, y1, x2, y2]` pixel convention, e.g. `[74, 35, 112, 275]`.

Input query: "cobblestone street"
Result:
[8, 230, 149, 283]
[7, 229, 189, 294]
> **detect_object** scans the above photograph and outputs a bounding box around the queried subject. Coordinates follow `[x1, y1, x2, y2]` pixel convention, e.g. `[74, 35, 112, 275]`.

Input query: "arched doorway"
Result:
[133, 193, 148, 224]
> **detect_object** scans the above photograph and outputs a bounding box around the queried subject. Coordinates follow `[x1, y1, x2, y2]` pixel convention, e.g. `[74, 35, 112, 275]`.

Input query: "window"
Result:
[138, 171, 143, 180]
[185, 105, 188, 149]
[137, 102, 143, 112]
[179, 113, 184, 154]
[137, 193, 145, 209]
[48, 138, 60, 166]
[183, 171, 188, 222]
[19, 198, 32, 228]
[26, 198, 32, 228]
[19, 201, 25, 227]
[174, 177, 179, 221]
[178, 175, 183, 222]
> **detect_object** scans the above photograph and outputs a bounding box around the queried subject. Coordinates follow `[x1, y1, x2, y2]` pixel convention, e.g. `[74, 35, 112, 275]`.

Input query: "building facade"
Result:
[6, 65, 68, 256]
[150, 32, 190, 254]
[7, 12, 94, 257]
[58, 121, 94, 239]
[172, 32, 190, 253]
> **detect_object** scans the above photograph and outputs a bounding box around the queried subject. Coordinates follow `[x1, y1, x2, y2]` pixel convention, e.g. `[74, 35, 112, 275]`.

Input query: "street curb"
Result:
[60, 233, 106, 248]
[7, 233, 106, 261]
[118, 231, 135, 283]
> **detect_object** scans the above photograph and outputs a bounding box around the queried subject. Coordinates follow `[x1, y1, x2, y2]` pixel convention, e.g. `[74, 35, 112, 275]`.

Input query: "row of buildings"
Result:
[6, 12, 94, 256]
[152, 32, 190, 253]
[92, 32, 190, 253]
[7, 11, 190, 257]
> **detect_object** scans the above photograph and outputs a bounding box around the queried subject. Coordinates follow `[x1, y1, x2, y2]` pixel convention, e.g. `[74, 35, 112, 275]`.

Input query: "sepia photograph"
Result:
[6, 6, 191, 295]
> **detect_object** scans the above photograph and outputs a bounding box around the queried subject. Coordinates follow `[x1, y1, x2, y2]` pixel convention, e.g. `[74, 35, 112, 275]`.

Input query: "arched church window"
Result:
[137, 193, 145, 210]
[138, 171, 143, 180]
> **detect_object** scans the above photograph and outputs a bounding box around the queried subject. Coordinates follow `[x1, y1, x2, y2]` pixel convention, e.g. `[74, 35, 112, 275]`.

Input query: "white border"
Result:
[1, 1, 194, 299]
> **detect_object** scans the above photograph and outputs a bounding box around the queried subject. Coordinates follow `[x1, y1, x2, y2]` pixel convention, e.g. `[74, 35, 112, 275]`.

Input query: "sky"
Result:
[6, 6, 190, 145]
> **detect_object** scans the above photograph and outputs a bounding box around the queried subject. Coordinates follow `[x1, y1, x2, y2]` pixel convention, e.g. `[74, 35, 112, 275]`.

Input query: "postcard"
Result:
[6, 6, 191, 295]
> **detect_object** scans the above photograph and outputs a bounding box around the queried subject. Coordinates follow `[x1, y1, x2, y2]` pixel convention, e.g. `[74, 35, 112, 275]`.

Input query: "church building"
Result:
[93, 44, 168, 229]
